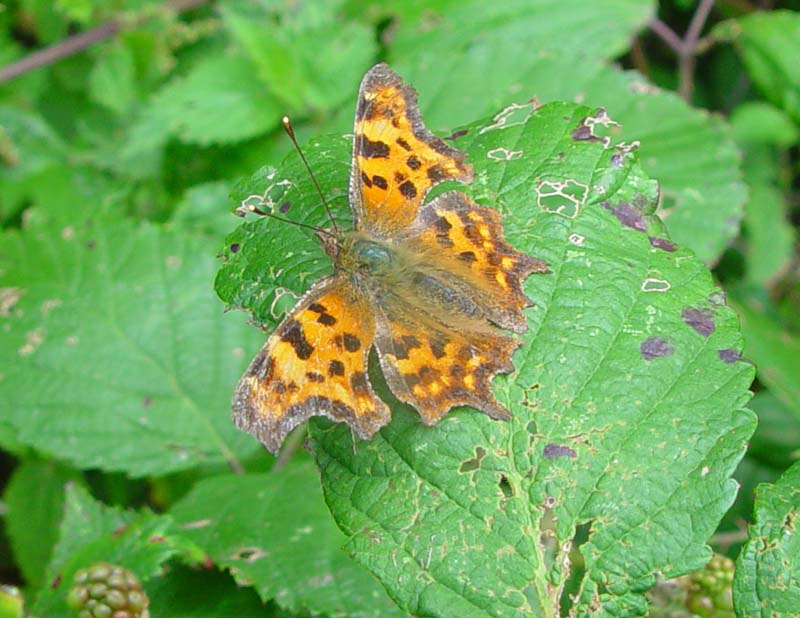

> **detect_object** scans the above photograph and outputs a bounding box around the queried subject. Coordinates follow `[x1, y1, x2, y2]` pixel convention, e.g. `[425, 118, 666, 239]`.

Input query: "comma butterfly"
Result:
[233, 63, 547, 453]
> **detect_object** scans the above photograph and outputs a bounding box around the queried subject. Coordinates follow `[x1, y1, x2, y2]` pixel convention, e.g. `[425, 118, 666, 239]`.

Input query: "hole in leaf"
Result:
[498, 474, 514, 498]
[558, 522, 592, 617]
[459, 446, 487, 473]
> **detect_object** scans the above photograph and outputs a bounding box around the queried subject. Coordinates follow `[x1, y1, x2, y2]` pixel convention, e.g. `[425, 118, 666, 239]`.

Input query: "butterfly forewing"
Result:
[351, 64, 473, 236]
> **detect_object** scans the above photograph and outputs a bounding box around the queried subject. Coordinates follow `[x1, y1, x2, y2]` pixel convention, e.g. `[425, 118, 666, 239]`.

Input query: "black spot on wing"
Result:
[361, 171, 373, 188]
[372, 175, 388, 190]
[396, 137, 412, 151]
[350, 371, 369, 393]
[306, 372, 325, 383]
[343, 333, 361, 352]
[328, 359, 345, 377]
[427, 165, 447, 182]
[359, 136, 390, 158]
[398, 180, 417, 199]
[281, 320, 313, 360]
[407, 155, 421, 170]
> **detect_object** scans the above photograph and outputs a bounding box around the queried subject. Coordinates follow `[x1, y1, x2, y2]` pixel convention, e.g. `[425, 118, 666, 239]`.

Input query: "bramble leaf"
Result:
[170, 460, 405, 618]
[217, 101, 755, 617]
[0, 218, 261, 476]
[734, 461, 800, 617]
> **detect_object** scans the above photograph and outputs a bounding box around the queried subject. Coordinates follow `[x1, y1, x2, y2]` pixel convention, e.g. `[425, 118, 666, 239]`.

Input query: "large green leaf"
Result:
[31, 484, 203, 618]
[218, 101, 755, 616]
[169, 461, 404, 618]
[2, 459, 83, 588]
[393, 53, 744, 265]
[390, 0, 654, 67]
[715, 10, 800, 124]
[734, 461, 800, 617]
[730, 288, 800, 421]
[0, 218, 260, 476]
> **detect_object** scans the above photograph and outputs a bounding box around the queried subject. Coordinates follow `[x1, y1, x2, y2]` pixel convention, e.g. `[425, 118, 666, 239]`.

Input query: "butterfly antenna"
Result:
[282, 116, 340, 235]
[236, 202, 335, 238]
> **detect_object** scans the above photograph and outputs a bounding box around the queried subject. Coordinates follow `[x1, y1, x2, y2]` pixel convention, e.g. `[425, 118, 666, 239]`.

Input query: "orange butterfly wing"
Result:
[351, 63, 472, 235]
[232, 278, 387, 453]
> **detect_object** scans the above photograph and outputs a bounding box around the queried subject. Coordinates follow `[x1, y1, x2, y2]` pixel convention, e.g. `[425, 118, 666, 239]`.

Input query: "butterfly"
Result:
[232, 63, 547, 454]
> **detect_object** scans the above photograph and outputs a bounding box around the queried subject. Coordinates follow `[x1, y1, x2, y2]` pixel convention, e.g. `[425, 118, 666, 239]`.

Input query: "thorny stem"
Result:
[647, 0, 717, 101]
[0, 0, 209, 83]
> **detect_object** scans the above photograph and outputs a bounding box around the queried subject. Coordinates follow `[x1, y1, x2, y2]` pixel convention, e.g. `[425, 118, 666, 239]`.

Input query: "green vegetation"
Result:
[1, 1, 798, 616]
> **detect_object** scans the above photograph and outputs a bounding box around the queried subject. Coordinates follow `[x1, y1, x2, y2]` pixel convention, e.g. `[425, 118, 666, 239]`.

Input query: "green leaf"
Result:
[730, 288, 800, 421]
[2, 459, 83, 588]
[169, 461, 404, 618]
[396, 53, 744, 264]
[118, 54, 282, 177]
[31, 484, 203, 618]
[221, 2, 377, 112]
[217, 101, 757, 615]
[391, 0, 654, 69]
[88, 42, 138, 116]
[170, 181, 240, 239]
[147, 564, 286, 617]
[730, 101, 799, 147]
[0, 218, 261, 476]
[734, 461, 800, 617]
[729, 110, 796, 287]
[748, 391, 800, 470]
[715, 10, 800, 124]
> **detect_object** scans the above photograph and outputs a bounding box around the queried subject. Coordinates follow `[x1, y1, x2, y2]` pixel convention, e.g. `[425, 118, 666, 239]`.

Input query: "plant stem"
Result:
[0, 0, 209, 84]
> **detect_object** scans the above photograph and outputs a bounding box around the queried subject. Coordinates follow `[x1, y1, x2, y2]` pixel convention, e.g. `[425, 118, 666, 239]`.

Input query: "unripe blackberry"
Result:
[66, 562, 150, 618]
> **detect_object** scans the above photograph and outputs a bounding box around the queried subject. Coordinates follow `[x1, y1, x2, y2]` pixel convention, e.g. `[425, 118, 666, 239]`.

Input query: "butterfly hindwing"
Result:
[232, 277, 388, 453]
[374, 297, 518, 425]
[405, 190, 549, 333]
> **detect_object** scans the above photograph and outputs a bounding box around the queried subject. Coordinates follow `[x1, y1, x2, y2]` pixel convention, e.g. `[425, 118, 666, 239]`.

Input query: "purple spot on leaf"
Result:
[611, 153, 624, 167]
[641, 337, 674, 361]
[648, 236, 676, 252]
[544, 443, 577, 459]
[279, 201, 291, 213]
[230, 243, 240, 253]
[603, 201, 646, 232]
[718, 349, 740, 363]
[682, 307, 715, 337]
[143, 397, 152, 408]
